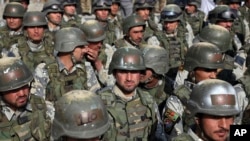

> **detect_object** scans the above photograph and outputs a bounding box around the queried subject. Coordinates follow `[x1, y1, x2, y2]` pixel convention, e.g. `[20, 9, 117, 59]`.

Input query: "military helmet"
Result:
[140, 44, 169, 75]
[134, 0, 155, 11]
[0, 57, 33, 92]
[184, 42, 224, 71]
[187, 0, 201, 8]
[23, 11, 47, 27]
[208, 5, 236, 23]
[3, 2, 26, 19]
[92, 0, 111, 12]
[161, 4, 183, 22]
[112, 0, 120, 5]
[9, 0, 30, 5]
[197, 25, 232, 52]
[122, 14, 145, 35]
[226, 0, 242, 4]
[42, 0, 63, 15]
[109, 47, 145, 74]
[188, 79, 240, 117]
[81, 20, 106, 42]
[62, 0, 77, 6]
[52, 90, 110, 140]
[55, 27, 88, 52]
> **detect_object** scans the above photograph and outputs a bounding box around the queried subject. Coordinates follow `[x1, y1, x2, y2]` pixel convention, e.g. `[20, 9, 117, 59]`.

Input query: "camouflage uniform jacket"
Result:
[183, 10, 205, 36]
[114, 37, 147, 49]
[98, 85, 158, 141]
[171, 127, 199, 141]
[32, 57, 88, 102]
[0, 94, 52, 141]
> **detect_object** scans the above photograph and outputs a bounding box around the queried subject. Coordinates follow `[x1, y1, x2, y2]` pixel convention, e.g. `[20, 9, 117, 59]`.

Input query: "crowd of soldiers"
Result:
[1, 0, 250, 140]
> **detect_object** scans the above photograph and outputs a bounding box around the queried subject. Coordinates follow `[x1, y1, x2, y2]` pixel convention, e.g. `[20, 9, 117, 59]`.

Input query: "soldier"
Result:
[61, 0, 85, 28]
[97, 47, 158, 140]
[172, 79, 240, 141]
[139, 44, 169, 105]
[208, 5, 244, 52]
[108, 0, 123, 39]
[239, 0, 250, 32]
[114, 14, 146, 48]
[81, 19, 118, 88]
[0, 2, 26, 57]
[183, 0, 205, 36]
[52, 90, 110, 141]
[42, 0, 63, 33]
[33, 27, 89, 101]
[2, 11, 55, 72]
[134, 0, 159, 40]
[162, 42, 225, 139]
[0, 57, 51, 140]
[147, 4, 193, 90]
[92, 0, 119, 45]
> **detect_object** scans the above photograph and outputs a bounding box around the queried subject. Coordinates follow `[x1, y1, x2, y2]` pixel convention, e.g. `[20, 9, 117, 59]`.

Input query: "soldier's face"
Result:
[26, 26, 45, 42]
[216, 21, 233, 31]
[137, 8, 150, 21]
[114, 70, 141, 95]
[111, 3, 120, 15]
[128, 26, 144, 45]
[95, 9, 109, 21]
[163, 21, 178, 34]
[193, 68, 218, 83]
[64, 4, 76, 16]
[6, 17, 23, 31]
[185, 4, 196, 14]
[73, 46, 88, 62]
[2, 84, 30, 111]
[140, 69, 153, 83]
[196, 114, 234, 141]
[229, 3, 240, 10]
[47, 12, 62, 25]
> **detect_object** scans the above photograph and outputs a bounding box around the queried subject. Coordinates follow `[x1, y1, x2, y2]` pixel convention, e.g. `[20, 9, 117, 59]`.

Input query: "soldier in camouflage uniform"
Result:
[134, 0, 160, 40]
[239, 0, 250, 34]
[147, 4, 193, 92]
[33, 27, 89, 101]
[114, 14, 146, 48]
[183, 0, 205, 36]
[108, 0, 123, 39]
[92, 0, 119, 45]
[2, 11, 55, 72]
[162, 42, 225, 139]
[60, 0, 85, 28]
[139, 44, 169, 106]
[52, 90, 110, 141]
[97, 47, 158, 140]
[0, 57, 52, 141]
[172, 79, 240, 141]
[42, 0, 63, 33]
[208, 5, 244, 53]
[0, 2, 25, 57]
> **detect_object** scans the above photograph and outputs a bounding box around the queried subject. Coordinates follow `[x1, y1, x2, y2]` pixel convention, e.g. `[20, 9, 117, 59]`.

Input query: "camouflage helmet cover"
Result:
[23, 11, 47, 27]
[3, 2, 26, 19]
[187, 0, 201, 8]
[52, 90, 110, 139]
[184, 42, 224, 71]
[55, 27, 88, 52]
[62, 0, 77, 6]
[188, 79, 240, 117]
[161, 4, 183, 22]
[134, 0, 156, 10]
[0, 57, 33, 92]
[108, 47, 145, 74]
[122, 14, 146, 35]
[140, 44, 169, 75]
[42, 0, 63, 15]
[81, 20, 106, 42]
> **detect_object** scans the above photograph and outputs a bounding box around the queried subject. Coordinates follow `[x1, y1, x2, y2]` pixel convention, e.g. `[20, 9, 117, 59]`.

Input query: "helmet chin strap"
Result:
[71, 52, 77, 65]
